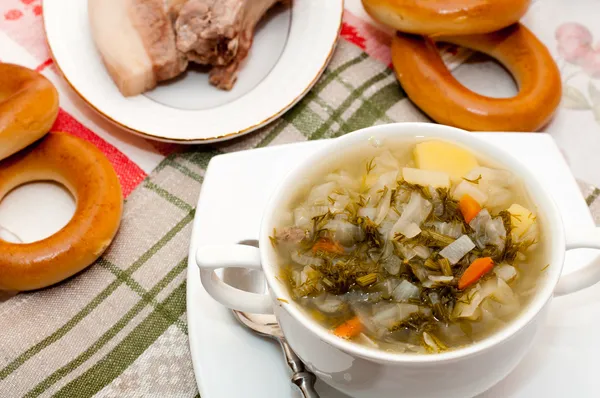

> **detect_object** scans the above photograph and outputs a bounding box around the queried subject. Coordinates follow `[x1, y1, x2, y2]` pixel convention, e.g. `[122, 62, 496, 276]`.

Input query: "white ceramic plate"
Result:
[187, 134, 600, 398]
[43, 0, 343, 143]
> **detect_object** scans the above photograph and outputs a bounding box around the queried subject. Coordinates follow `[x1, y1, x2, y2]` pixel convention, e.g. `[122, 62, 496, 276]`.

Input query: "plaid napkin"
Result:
[1, 2, 600, 398]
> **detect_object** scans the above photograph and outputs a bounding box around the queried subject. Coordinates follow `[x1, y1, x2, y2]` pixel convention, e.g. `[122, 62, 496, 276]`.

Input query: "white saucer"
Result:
[187, 134, 600, 398]
[43, 0, 343, 143]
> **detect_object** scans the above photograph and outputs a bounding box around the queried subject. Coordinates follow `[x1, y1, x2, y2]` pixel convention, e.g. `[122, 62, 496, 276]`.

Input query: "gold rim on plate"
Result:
[42, 1, 344, 144]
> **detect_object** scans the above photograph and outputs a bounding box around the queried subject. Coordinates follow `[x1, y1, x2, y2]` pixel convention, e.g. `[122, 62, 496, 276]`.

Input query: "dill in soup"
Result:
[270, 139, 546, 354]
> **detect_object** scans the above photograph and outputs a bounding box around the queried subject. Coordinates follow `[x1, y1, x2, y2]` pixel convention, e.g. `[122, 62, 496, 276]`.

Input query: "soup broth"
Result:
[270, 138, 547, 354]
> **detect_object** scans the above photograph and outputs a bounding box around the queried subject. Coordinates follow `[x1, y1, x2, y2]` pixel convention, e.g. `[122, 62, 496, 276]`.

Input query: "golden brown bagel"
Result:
[0, 132, 123, 291]
[362, 0, 532, 36]
[0, 63, 59, 160]
[391, 24, 562, 132]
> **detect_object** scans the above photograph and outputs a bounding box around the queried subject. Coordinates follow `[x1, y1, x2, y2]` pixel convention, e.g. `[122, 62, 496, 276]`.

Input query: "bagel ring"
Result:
[0, 63, 59, 160]
[391, 23, 562, 132]
[0, 132, 123, 291]
[362, 0, 531, 36]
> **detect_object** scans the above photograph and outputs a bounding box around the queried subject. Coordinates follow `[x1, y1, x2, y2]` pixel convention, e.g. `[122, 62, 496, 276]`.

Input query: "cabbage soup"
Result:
[270, 139, 547, 354]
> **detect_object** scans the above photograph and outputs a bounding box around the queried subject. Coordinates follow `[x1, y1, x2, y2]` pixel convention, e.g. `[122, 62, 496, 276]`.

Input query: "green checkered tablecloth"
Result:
[1, 39, 599, 398]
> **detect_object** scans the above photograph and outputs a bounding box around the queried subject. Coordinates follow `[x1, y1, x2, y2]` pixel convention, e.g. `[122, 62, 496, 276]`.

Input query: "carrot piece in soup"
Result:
[459, 194, 482, 223]
[458, 257, 495, 290]
[312, 238, 344, 254]
[333, 316, 363, 339]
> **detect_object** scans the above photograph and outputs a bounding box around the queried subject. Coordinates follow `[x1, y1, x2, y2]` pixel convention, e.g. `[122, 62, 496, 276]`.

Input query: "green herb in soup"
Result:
[271, 140, 545, 354]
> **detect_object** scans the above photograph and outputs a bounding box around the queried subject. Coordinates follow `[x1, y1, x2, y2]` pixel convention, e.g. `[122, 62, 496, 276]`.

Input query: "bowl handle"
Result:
[555, 227, 600, 296]
[196, 244, 273, 314]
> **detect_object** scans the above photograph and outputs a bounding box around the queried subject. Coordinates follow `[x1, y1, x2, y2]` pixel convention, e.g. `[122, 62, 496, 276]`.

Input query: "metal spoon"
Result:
[233, 310, 320, 398]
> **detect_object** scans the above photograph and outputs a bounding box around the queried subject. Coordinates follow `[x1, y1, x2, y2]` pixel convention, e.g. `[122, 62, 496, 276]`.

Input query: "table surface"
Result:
[1, 0, 600, 397]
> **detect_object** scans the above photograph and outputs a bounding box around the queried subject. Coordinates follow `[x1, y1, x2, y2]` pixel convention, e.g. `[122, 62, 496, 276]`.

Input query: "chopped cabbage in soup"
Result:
[271, 139, 546, 354]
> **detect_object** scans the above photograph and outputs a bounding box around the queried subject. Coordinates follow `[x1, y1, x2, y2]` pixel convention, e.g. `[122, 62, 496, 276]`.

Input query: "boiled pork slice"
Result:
[89, 0, 188, 96]
[175, 0, 244, 66]
[175, 0, 285, 90]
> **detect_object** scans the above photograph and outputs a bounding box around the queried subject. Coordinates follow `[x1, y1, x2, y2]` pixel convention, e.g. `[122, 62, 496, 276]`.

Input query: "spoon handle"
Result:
[292, 371, 319, 398]
[279, 338, 320, 398]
